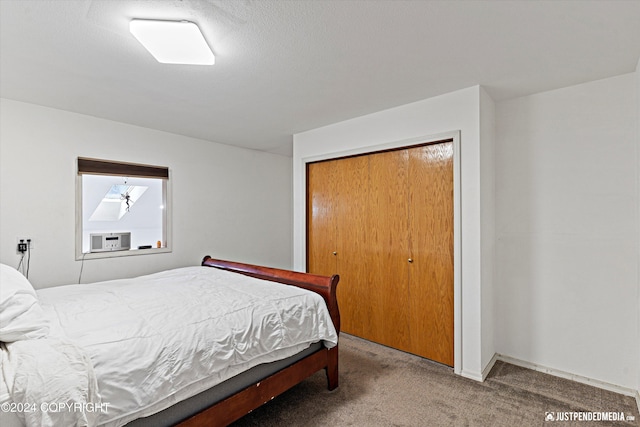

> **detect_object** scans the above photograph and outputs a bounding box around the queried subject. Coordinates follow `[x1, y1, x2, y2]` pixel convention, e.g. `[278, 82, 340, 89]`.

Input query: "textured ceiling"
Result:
[1, 0, 639, 156]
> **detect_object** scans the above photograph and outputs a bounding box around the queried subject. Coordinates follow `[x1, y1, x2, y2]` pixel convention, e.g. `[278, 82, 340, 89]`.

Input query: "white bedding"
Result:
[2, 266, 338, 427]
[1, 338, 101, 427]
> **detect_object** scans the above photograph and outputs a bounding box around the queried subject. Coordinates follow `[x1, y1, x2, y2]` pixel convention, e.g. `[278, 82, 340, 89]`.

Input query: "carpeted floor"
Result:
[231, 334, 639, 427]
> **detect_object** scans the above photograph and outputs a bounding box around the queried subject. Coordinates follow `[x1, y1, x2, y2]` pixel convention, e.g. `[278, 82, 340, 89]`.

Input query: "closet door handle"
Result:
[408, 258, 413, 263]
[333, 252, 337, 256]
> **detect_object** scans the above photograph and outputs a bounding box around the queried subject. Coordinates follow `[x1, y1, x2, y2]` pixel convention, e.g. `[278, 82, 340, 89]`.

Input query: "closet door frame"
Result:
[301, 131, 462, 375]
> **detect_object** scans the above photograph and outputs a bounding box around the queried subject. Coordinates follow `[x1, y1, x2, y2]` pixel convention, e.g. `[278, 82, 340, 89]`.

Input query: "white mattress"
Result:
[2, 266, 338, 427]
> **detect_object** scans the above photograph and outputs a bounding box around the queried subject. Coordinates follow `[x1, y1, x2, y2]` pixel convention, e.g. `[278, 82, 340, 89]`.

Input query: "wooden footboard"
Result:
[177, 257, 341, 427]
[201, 256, 340, 333]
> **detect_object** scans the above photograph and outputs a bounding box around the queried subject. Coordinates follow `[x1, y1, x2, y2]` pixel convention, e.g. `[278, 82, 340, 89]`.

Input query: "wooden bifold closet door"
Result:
[306, 141, 454, 366]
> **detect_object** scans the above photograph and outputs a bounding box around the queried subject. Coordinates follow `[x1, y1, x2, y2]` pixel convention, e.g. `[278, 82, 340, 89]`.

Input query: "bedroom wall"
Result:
[292, 86, 495, 380]
[636, 57, 640, 405]
[479, 87, 496, 374]
[0, 98, 293, 288]
[494, 72, 639, 392]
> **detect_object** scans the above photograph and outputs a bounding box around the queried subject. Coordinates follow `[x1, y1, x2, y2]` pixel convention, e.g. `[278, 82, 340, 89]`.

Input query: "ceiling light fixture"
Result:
[130, 19, 215, 65]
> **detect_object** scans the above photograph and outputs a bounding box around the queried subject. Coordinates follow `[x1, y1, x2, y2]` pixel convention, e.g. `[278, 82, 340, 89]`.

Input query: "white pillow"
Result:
[0, 264, 49, 342]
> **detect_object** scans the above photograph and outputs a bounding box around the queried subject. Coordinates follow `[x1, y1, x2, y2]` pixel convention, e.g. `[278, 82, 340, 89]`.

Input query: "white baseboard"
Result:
[482, 353, 499, 381]
[459, 353, 499, 382]
[459, 369, 484, 382]
[495, 354, 638, 402]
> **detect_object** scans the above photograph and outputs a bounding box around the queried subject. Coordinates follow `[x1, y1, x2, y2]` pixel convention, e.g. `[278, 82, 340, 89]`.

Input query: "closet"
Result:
[306, 140, 454, 366]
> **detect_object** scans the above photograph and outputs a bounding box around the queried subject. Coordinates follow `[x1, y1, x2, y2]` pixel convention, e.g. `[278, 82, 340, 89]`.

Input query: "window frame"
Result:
[75, 157, 172, 261]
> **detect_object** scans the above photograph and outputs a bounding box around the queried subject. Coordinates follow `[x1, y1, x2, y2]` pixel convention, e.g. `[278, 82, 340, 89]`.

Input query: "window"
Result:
[76, 157, 171, 260]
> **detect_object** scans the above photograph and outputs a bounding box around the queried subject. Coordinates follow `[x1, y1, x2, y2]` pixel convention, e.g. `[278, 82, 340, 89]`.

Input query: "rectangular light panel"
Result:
[130, 19, 215, 65]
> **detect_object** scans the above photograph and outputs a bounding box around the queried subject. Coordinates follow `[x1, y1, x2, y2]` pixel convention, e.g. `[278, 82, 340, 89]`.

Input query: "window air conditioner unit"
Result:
[90, 232, 131, 253]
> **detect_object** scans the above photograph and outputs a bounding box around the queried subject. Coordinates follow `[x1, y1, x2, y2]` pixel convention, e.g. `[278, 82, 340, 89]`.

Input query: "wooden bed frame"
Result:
[176, 256, 341, 427]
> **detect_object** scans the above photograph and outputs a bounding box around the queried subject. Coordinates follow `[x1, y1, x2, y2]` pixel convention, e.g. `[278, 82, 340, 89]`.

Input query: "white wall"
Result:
[494, 73, 639, 391]
[480, 87, 496, 372]
[636, 58, 640, 404]
[0, 98, 293, 288]
[292, 86, 495, 380]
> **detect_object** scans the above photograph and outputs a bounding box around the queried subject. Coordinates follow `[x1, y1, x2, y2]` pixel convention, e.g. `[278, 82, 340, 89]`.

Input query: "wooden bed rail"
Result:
[201, 256, 340, 333]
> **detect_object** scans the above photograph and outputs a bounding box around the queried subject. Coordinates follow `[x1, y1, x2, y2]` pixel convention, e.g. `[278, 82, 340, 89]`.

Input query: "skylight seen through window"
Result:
[89, 184, 148, 221]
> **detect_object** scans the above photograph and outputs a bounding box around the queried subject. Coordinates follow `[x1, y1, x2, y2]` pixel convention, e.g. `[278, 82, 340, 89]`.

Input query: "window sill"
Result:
[76, 247, 171, 261]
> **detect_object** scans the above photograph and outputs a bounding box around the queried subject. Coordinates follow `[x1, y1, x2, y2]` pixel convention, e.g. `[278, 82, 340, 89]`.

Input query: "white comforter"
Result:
[1, 337, 101, 427]
[2, 266, 338, 427]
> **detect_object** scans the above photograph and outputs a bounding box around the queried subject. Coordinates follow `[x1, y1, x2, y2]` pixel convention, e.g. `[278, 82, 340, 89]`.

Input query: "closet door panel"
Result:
[307, 160, 338, 276]
[366, 150, 411, 351]
[408, 142, 454, 366]
[307, 141, 455, 367]
[335, 156, 370, 338]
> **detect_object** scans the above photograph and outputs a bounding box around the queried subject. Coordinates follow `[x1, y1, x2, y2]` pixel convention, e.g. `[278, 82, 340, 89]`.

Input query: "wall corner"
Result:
[635, 58, 640, 411]
[479, 87, 497, 374]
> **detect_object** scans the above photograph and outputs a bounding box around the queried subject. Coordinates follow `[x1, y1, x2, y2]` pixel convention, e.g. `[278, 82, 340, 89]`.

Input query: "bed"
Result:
[0, 256, 340, 427]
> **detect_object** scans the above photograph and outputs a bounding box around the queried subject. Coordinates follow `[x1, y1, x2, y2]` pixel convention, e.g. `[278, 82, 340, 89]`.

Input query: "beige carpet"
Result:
[231, 334, 639, 427]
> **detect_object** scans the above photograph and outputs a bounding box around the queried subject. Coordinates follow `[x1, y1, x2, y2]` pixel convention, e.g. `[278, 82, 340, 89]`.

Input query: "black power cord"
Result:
[25, 239, 31, 279]
[78, 252, 87, 284]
